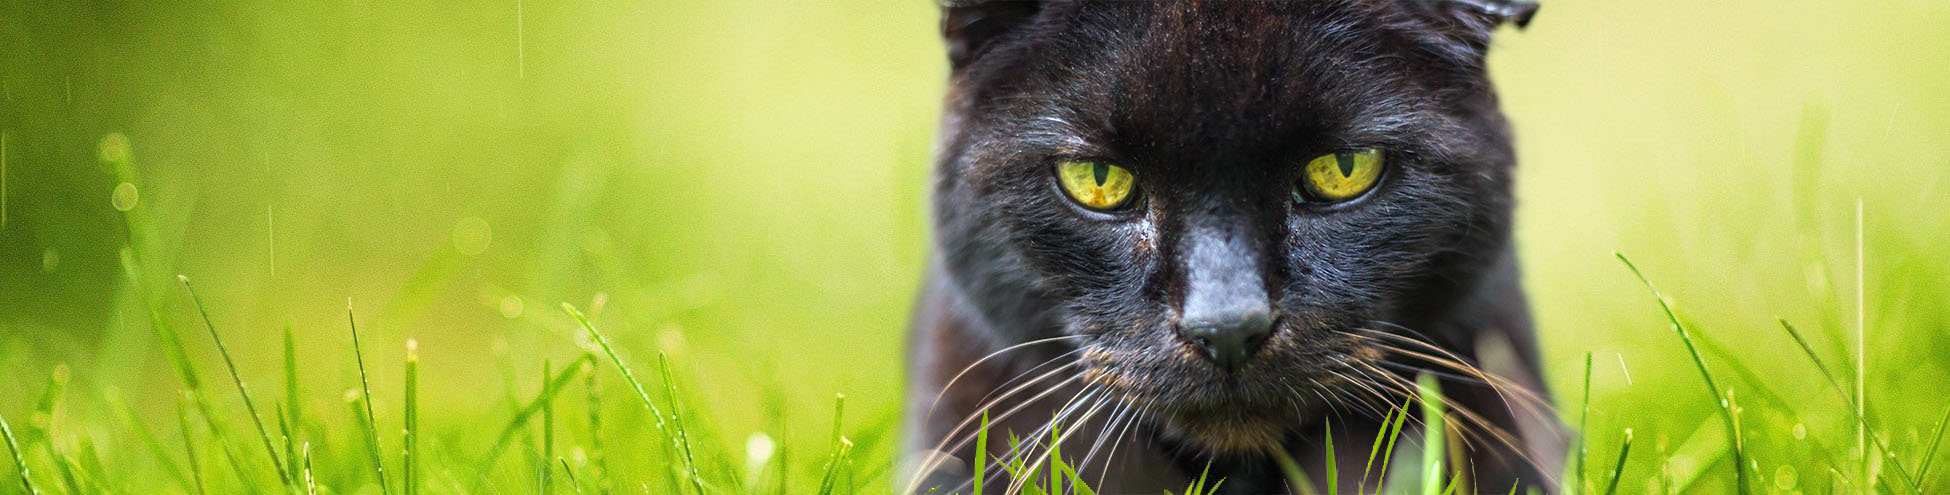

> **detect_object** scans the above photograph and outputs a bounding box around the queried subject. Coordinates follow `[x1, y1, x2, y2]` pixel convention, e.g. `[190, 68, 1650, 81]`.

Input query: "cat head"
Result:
[932, 0, 1534, 453]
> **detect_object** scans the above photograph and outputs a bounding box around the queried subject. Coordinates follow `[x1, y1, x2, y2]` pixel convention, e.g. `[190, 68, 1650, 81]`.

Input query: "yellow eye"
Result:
[1298, 149, 1384, 202]
[1055, 160, 1136, 210]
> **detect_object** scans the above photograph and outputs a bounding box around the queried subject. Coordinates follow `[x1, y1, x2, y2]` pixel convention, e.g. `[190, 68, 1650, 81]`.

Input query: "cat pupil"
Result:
[1335, 153, 1356, 178]
[1092, 162, 1109, 186]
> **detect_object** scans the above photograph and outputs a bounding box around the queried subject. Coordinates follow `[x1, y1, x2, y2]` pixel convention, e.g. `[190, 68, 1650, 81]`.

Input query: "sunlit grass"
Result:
[1, 240, 1948, 493]
[3, 0, 1949, 493]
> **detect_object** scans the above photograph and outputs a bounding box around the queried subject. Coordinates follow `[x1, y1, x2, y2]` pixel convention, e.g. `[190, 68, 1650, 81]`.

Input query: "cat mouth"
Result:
[1076, 337, 1384, 454]
[1157, 406, 1297, 454]
[1078, 367, 1318, 454]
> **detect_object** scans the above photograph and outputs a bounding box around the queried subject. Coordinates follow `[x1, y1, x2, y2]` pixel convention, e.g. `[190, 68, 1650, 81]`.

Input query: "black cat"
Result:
[904, 1, 1560, 493]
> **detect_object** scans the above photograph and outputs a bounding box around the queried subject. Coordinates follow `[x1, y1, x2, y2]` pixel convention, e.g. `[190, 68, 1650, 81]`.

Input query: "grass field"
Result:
[2, 0, 1948, 493]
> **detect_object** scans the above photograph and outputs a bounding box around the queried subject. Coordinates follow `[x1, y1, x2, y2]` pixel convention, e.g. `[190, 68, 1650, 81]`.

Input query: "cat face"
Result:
[934, 0, 1528, 453]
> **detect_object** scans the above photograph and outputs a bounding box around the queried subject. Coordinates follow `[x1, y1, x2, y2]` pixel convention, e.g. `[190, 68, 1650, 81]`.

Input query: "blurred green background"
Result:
[2, 0, 1947, 492]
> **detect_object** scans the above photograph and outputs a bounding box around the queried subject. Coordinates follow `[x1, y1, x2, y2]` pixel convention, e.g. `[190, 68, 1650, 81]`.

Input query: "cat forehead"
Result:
[957, 1, 1454, 160]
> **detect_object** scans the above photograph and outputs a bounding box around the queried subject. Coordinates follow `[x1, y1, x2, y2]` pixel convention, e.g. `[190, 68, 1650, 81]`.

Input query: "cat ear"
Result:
[1401, 0, 1539, 58]
[1442, 0, 1540, 30]
[941, 0, 1044, 71]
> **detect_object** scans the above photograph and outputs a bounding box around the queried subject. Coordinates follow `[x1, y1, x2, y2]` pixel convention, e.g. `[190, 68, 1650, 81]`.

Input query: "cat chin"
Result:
[1155, 409, 1293, 455]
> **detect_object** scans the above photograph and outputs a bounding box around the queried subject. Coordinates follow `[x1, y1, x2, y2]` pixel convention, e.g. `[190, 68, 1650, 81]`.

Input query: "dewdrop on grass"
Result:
[746, 432, 776, 471]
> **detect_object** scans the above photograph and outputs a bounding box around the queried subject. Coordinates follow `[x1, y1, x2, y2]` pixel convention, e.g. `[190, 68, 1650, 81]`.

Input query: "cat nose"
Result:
[1178, 309, 1273, 371]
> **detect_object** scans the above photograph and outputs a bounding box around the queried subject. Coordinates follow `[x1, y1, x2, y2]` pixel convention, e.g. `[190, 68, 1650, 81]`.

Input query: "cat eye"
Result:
[1055, 160, 1137, 211]
[1295, 149, 1385, 203]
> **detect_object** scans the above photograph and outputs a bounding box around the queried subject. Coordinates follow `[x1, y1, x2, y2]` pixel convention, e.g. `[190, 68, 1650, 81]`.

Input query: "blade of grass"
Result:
[1603, 429, 1634, 495]
[48, 454, 84, 495]
[1439, 471, 1462, 495]
[1776, 318, 1923, 492]
[283, 322, 302, 480]
[974, 410, 987, 495]
[30, 365, 83, 495]
[1270, 446, 1320, 495]
[1854, 199, 1867, 495]
[301, 442, 316, 495]
[764, 379, 789, 495]
[349, 393, 388, 494]
[1778, 319, 1847, 402]
[76, 436, 109, 494]
[475, 355, 594, 479]
[1325, 418, 1338, 495]
[1666, 433, 1731, 494]
[562, 303, 697, 493]
[817, 394, 850, 495]
[583, 355, 605, 489]
[1914, 403, 1950, 491]
[143, 273, 251, 491]
[108, 390, 192, 492]
[1377, 396, 1412, 488]
[347, 300, 393, 495]
[1423, 460, 1443, 495]
[541, 359, 554, 495]
[1667, 317, 1852, 488]
[405, 340, 420, 495]
[1616, 253, 1748, 495]
[1577, 351, 1592, 494]
[1188, 461, 1211, 495]
[2, 408, 35, 495]
[1418, 374, 1447, 495]
[180, 275, 292, 487]
[1362, 401, 1403, 494]
[560, 304, 667, 430]
[1056, 452, 1096, 495]
[1049, 424, 1062, 495]
[657, 353, 705, 495]
[179, 393, 206, 495]
[557, 458, 586, 495]
[828, 406, 900, 488]
[1002, 433, 1028, 491]
[487, 339, 542, 486]
[275, 406, 293, 492]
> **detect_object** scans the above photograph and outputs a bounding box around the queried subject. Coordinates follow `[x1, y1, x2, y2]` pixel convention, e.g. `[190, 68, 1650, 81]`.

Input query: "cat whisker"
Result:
[1349, 361, 1558, 487]
[1342, 327, 1555, 413]
[928, 334, 1089, 417]
[1077, 395, 1134, 474]
[907, 369, 1087, 494]
[1342, 328, 1560, 431]
[1318, 372, 1390, 420]
[1004, 390, 1113, 495]
[1093, 396, 1147, 490]
[973, 347, 1088, 411]
[972, 385, 1101, 492]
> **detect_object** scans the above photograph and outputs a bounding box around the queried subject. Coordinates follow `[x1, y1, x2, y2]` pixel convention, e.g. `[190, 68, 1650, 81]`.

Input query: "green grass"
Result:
[4, 0, 1950, 493]
[1617, 253, 1750, 494]
[347, 303, 393, 495]
[3, 230, 1949, 494]
[2, 408, 34, 495]
[404, 340, 419, 495]
[179, 275, 292, 489]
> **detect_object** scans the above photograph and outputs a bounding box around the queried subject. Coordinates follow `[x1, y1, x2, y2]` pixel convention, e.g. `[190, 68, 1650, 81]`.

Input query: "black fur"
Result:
[906, 1, 1556, 493]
